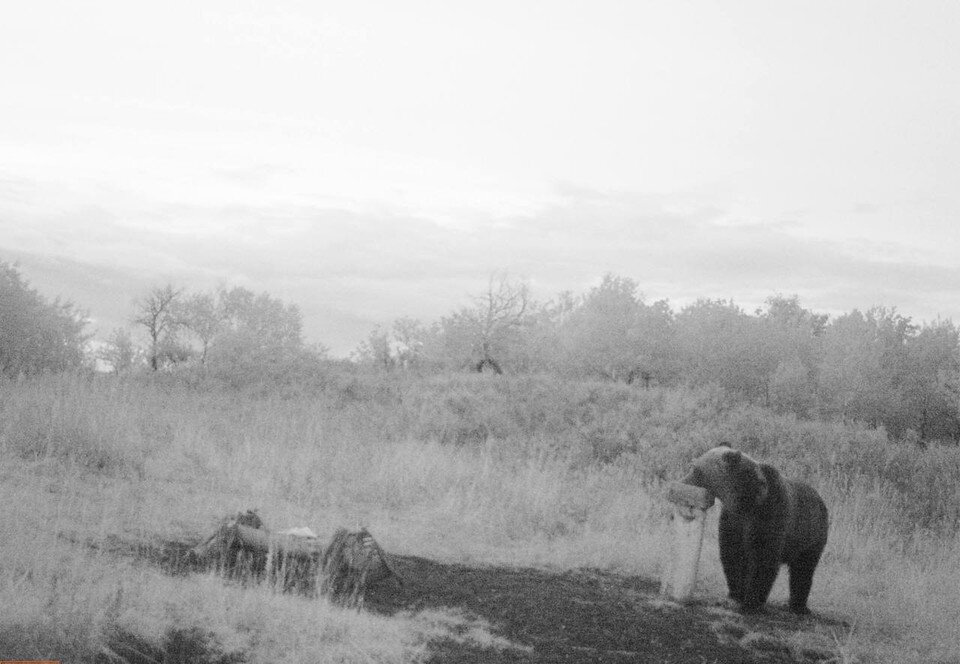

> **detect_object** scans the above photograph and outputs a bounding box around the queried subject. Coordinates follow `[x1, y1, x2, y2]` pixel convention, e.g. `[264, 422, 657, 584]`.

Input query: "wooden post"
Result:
[660, 482, 715, 602]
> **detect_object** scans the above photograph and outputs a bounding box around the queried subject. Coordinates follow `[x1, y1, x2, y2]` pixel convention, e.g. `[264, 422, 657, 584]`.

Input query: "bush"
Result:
[0, 261, 88, 377]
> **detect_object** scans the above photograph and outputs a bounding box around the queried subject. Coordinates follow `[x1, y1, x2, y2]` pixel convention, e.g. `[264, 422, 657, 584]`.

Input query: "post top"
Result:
[665, 481, 716, 510]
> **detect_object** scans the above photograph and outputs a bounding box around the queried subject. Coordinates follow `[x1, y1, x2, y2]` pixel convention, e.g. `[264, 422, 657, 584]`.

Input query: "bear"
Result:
[681, 445, 829, 614]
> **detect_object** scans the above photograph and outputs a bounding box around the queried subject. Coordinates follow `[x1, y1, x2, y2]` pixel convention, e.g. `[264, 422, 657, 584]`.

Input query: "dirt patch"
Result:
[364, 555, 840, 663]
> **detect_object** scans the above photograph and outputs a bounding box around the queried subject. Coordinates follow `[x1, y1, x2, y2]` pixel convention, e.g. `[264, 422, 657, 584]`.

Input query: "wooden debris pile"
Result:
[189, 510, 402, 606]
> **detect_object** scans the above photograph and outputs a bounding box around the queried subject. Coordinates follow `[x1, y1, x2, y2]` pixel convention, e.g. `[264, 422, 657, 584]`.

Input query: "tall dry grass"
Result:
[0, 371, 958, 662]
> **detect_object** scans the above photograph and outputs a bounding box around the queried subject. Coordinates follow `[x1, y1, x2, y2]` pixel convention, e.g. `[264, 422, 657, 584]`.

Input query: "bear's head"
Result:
[682, 445, 769, 515]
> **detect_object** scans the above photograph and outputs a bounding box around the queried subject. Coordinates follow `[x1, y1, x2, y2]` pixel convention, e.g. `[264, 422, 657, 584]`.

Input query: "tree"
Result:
[769, 355, 816, 416]
[761, 294, 828, 337]
[353, 325, 395, 371]
[899, 320, 960, 442]
[203, 286, 306, 386]
[216, 286, 302, 350]
[392, 317, 429, 371]
[759, 295, 828, 415]
[816, 308, 909, 428]
[97, 327, 141, 374]
[560, 274, 652, 382]
[0, 261, 89, 376]
[131, 284, 309, 385]
[352, 317, 435, 373]
[515, 291, 576, 375]
[633, 298, 676, 386]
[440, 274, 532, 374]
[673, 299, 768, 400]
[133, 284, 183, 371]
[176, 292, 224, 365]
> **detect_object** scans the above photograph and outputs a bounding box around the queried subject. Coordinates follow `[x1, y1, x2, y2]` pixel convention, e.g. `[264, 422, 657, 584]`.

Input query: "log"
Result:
[660, 481, 716, 602]
[231, 523, 324, 594]
[189, 513, 322, 590]
[234, 524, 325, 558]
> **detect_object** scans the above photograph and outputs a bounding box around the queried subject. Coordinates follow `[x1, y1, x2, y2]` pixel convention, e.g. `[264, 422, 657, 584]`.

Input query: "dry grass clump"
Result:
[0, 374, 151, 474]
[814, 480, 960, 663]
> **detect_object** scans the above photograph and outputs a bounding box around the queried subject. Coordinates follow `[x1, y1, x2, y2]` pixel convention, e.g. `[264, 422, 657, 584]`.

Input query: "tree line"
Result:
[355, 274, 960, 444]
[2, 260, 957, 443]
[118, 282, 318, 388]
[0, 262, 318, 388]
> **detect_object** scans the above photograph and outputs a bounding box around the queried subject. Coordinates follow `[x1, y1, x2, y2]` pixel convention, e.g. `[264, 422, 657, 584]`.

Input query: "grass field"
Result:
[0, 371, 958, 663]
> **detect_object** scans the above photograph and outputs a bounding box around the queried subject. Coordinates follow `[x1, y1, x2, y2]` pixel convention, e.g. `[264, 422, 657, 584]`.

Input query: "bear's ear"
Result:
[724, 450, 743, 466]
[718, 441, 732, 448]
[753, 468, 769, 506]
[757, 472, 770, 505]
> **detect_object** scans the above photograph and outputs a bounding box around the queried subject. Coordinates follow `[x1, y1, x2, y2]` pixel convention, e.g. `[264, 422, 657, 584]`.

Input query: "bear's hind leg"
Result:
[788, 548, 823, 614]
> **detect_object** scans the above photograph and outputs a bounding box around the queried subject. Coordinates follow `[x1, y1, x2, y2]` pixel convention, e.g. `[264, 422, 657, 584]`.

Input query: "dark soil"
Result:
[364, 555, 840, 664]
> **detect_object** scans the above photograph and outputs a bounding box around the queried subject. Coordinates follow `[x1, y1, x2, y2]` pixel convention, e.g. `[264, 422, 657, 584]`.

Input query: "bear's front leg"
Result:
[719, 510, 746, 602]
[740, 540, 782, 613]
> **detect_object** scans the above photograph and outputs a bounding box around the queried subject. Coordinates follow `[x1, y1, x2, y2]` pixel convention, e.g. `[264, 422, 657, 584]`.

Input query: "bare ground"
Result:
[365, 555, 843, 664]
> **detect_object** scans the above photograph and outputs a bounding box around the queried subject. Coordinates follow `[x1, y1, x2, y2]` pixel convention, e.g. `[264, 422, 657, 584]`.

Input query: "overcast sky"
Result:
[1, 1, 958, 355]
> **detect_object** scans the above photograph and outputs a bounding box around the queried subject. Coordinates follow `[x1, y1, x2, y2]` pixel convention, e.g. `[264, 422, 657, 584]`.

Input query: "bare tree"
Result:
[133, 284, 183, 371]
[464, 273, 530, 374]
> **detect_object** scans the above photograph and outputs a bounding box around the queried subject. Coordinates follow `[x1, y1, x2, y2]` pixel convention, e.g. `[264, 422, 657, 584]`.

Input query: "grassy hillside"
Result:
[0, 371, 958, 662]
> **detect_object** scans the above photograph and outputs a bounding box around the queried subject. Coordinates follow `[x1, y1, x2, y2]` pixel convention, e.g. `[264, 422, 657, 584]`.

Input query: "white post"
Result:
[660, 482, 715, 602]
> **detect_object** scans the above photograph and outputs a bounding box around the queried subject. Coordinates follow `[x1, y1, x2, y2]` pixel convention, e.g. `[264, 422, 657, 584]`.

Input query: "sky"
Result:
[1, 0, 958, 355]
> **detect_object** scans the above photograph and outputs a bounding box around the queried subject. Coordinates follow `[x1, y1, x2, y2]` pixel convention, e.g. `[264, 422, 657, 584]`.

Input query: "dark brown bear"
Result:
[682, 445, 829, 614]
